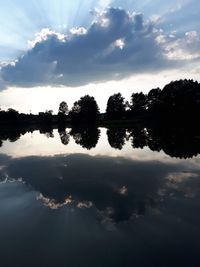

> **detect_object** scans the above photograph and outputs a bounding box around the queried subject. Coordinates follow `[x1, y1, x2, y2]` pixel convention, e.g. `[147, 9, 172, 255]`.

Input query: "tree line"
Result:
[0, 79, 200, 125]
[57, 79, 200, 123]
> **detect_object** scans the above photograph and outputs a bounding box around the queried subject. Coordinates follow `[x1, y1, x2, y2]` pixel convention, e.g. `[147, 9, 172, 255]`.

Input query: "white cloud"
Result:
[114, 38, 125, 49]
[28, 28, 65, 48]
[69, 27, 87, 36]
[155, 30, 200, 60]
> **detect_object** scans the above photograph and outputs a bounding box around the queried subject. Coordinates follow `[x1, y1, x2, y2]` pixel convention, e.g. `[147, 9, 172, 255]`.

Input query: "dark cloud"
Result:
[0, 8, 184, 88]
[0, 153, 190, 222]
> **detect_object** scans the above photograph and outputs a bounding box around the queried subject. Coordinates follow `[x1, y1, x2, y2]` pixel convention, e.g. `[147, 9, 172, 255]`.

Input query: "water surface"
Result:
[0, 127, 200, 267]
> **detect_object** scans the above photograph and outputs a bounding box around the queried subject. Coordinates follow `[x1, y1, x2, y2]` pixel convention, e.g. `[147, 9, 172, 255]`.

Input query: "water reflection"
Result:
[58, 125, 70, 145]
[0, 153, 200, 224]
[0, 123, 200, 158]
[40, 125, 54, 138]
[128, 126, 148, 149]
[107, 128, 126, 150]
[69, 126, 100, 150]
[0, 125, 200, 266]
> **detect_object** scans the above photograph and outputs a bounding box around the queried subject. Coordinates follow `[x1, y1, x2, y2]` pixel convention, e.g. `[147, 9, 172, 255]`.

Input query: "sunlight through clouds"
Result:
[0, 0, 199, 113]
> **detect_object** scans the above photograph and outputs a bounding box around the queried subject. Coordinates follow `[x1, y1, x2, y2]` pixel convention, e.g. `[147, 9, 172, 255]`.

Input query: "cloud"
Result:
[0, 7, 199, 89]
[156, 30, 200, 60]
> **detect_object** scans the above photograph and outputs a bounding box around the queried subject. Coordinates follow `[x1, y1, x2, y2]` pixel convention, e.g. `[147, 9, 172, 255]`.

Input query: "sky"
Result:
[0, 0, 199, 113]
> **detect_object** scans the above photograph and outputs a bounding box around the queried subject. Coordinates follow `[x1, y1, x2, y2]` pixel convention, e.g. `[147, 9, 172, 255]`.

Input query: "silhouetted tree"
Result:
[160, 79, 200, 118]
[69, 95, 99, 124]
[147, 88, 162, 113]
[106, 93, 126, 120]
[38, 111, 53, 123]
[130, 92, 147, 115]
[58, 102, 68, 115]
[46, 110, 53, 115]
[7, 108, 18, 114]
[5, 108, 20, 122]
[58, 101, 68, 122]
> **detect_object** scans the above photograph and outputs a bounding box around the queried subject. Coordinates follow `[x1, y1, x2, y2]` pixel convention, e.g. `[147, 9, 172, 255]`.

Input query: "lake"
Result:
[0, 126, 200, 267]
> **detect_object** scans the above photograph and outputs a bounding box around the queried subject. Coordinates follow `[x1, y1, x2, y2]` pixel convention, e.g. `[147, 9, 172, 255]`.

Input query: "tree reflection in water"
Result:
[0, 122, 200, 158]
[58, 125, 70, 145]
[107, 128, 126, 150]
[106, 123, 200, 159]
[70, 126, 100, 150]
